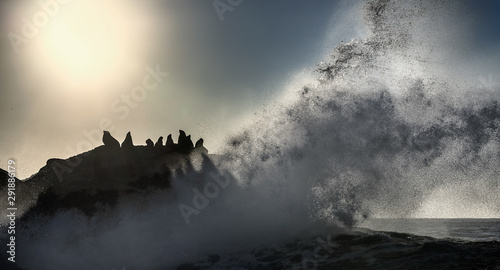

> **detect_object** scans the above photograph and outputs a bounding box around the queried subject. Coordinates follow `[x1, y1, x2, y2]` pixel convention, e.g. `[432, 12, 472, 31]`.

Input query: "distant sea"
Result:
[359, 218, 500, 241]
[172, 218, 500, 269]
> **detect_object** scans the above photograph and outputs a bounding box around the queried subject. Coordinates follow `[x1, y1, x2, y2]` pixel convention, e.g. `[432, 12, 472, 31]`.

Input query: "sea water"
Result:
[360, 218, 500, 241]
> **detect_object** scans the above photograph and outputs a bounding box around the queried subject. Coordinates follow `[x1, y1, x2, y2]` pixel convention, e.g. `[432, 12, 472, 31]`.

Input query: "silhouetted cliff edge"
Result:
[2, 130, 217, 220]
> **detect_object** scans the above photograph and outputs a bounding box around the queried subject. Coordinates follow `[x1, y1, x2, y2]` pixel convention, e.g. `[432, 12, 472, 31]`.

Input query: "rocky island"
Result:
[0, 130, 217, 221]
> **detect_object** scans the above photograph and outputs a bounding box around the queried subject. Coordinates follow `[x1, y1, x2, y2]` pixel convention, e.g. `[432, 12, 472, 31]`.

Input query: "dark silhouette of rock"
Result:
[155, 136, 163, 147]
[103, 131, 120, 149]
[121, 132, 134, 148]
[177, 130, 194, 152]
[0, 129, 218, 226]
[165, 134, 174, 147]
[0, 168, 13, 190]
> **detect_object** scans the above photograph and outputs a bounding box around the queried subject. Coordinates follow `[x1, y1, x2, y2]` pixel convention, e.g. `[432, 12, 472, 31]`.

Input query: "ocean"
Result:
[1, 0, 500, 269]
[175, 219, 500, 269]
[360, 218, 500, 242]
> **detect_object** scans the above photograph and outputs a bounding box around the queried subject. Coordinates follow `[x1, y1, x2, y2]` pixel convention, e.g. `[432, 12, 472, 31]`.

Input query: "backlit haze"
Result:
[1, 0, 499, 218]
[0, 0, 341, 178]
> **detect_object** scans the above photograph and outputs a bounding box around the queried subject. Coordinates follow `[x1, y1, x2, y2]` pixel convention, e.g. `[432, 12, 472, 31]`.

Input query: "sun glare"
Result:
[15, 0, 157, 95]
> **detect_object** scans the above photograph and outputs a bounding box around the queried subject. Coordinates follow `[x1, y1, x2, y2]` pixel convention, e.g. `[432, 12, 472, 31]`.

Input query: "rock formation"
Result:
[0, 168, 14, 190]
[121, 132, 134, 148]
[103, 131, 120, 149]
[0, 129, 212, 225]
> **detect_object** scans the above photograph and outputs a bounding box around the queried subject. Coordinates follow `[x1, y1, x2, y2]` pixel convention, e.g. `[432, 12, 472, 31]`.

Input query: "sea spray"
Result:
[2, 0, 499, 269]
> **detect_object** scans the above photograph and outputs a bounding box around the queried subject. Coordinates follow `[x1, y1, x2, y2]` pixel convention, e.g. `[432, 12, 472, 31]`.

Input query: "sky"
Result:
[0, 0, 499, 179]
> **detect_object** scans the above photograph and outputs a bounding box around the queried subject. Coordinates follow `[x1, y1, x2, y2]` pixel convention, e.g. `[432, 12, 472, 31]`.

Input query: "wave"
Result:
[1, 0, 499, 269]
[177, 229, 500, 270]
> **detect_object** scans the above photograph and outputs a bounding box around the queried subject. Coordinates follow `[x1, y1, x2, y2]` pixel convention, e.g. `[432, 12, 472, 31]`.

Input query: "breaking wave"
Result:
[1, 0, 499, 269]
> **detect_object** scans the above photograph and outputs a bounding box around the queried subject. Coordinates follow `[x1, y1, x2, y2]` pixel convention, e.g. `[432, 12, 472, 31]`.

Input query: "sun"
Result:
[15, 0, 157, 95]
[44, 16, 106, 77]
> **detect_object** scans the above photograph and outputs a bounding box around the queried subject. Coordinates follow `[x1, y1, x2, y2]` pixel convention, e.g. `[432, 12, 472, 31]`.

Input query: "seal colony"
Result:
[2, 130, 214, 221]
